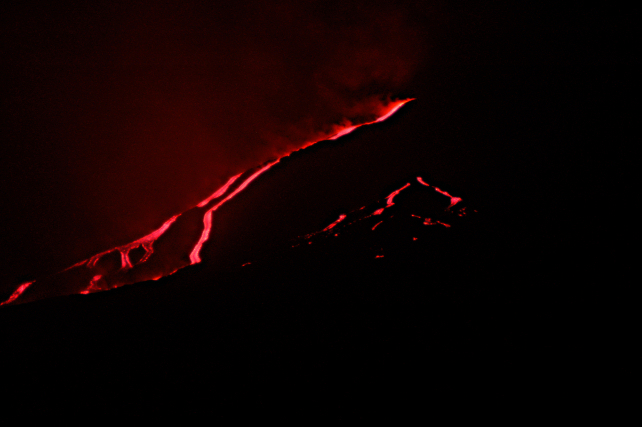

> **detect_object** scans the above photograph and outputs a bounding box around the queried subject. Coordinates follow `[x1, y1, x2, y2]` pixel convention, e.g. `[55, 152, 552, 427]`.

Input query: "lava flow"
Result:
[417, 177, 462, 209]
[189, 160, 279, 264]
[296, 176, 465, 247]
[1, 99, 414, 306]
[0, 281, 34, 307]
[323, 214, 347, 232]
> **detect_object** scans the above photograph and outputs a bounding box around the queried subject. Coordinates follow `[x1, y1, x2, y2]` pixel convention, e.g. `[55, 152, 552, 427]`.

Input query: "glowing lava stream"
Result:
[323, 214, 347, 232]
[0, 281, 35, 306]
[371, 182, 411, 216]
[423, 218, 451, 227]
[197, 173, 242, 207]
[328, 100, 412, 140]
[417, 177, 462, 209]
[189, 160, 279, 264]
[385, 183, 411, 206]
[299, 175, 464, 246]
[1, 99, 414, 306]
[84, 213, 181, 270]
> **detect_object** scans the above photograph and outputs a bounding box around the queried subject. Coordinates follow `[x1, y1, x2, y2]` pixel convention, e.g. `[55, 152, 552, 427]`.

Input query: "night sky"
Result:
[0, 0, 631, 417]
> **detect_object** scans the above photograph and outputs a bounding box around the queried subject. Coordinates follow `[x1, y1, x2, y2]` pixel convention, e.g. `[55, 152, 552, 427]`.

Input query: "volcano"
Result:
[0, 0, 629, 419]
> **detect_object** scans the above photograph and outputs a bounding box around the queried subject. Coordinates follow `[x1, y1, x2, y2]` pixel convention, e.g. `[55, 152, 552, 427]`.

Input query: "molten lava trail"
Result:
[2, 99, 414, 306]
[189, 160, 279, 264]
[417, 177, 462, 209]
[369, 182, 411, 217]
[297, 174, 465, 250]
[84, 214, 181, 270]
[385, 183, 411, 206]
[0, 281, 35, 306]
[197, 174, 242, 208]
[323, 214, 347, 232]
[328, 100, 412, 140]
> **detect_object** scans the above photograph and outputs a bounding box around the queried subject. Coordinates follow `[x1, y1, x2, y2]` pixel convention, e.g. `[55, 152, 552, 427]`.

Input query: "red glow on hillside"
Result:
[369, 182, 411, 217]
[432, 187, 462, 209]
[423, 218, 451, 228]
[386, 183, 411, 206]
[417, 177, 462, 209]
[86, 214, 180, 271]
[0, 281, 34, 306]
[328, 126, 358, 140]
[197, 174, 242, 207]
[187, 99, 413, 266]
[190, 160, 278, 264]
[296, 175, 466, 256]
[328, 99, 413, 140]
[323, 214, 346, 231]
[123, 214, 180, 266]
[1, 98, 414, 306]
[416, 177, 430, 187]
[81, 275, 103, 295]
[374, 101, 410, 123]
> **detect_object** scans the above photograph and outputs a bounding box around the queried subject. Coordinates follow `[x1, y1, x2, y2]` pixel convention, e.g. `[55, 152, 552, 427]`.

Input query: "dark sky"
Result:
[0, 1, 631, 296]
